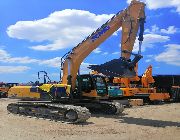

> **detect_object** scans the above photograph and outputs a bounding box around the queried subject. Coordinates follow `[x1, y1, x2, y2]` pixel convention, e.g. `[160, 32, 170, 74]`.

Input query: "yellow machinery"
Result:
[0, 83, 18, 98]
[8, 84, 71, 100]
[7, 0, 145, 123]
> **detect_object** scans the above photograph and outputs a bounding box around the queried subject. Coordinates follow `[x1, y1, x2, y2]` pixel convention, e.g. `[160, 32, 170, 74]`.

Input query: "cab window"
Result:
[95, 77, 107, 95]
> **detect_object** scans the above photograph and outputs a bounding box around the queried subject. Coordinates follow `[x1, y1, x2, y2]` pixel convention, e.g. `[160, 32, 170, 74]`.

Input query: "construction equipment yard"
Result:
[0, 0, 180, 140]
[0, 98, 179, 140]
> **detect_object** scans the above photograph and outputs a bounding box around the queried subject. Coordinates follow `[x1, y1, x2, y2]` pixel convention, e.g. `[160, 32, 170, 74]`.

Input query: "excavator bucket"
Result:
[89, 52, 142, 77]
[89, 58, 137, 78]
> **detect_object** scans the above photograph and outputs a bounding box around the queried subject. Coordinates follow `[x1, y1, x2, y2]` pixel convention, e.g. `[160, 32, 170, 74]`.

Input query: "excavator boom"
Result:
[61, 0, 146, 90]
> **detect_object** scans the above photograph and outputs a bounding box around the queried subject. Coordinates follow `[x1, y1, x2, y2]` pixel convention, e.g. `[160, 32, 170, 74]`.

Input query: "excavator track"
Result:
[99, 102, 124, 115]
[75, 101, 124, 115]
[7, 102, 91, 123]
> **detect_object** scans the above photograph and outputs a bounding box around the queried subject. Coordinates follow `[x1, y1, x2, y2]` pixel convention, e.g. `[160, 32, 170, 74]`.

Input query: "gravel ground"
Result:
[0, 98, 180, 140]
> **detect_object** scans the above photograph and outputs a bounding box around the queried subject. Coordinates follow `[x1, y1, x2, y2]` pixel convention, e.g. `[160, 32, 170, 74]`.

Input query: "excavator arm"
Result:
[61, 0, 145, 90]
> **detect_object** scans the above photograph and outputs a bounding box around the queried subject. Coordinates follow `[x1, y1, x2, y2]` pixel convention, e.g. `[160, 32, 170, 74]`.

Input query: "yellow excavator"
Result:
[7, 0, 145, 123]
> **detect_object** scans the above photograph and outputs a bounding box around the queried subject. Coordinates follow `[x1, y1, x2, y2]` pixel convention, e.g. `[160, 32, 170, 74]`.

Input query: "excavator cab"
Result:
[75, 74, 108, 98]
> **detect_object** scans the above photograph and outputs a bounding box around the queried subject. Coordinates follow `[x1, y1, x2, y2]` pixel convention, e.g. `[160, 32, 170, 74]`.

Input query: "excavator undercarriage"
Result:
[7, 101, 123, 123]
[7, 75, 124, 123]
[7, 102, 90, 123]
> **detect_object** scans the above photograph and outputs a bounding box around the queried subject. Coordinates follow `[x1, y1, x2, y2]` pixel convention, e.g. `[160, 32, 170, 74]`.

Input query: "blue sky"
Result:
[0, 0, 180, 83]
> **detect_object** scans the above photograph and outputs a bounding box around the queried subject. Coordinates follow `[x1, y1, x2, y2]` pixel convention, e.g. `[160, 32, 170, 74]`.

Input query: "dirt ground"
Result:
[0, 98, 180, 140]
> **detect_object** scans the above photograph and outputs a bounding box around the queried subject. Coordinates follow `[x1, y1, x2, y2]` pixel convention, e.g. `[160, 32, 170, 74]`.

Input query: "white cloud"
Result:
[102, 52, 108, 55]
[127, 0, 132, 4]
[0, 49, 10, 59]
[0, 49, 39, 64]
[0, 48, 61, 67]
[93, 49, 109, 55]
[145, 0, 180, 14]
[0, 49, 93, 74]
[155, 44, 180, 66]
[6, 57, 39, 64]
[145, 59, 151, 63]
[112, 28, 122, 36]
[0, 66, 30, 73]
[7, 9, 113, 51]
[145, 25, 178, 35]
[127, 0, 180, 14]
[112, 52, 119, 55]
[40, 57, 62, 67]
[80, 62, 94, 74]
[133, 34, 170, 53]
[93, 48, 102, 54]
[160, 26, 177, 34]
[151, 25, 159, 33]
